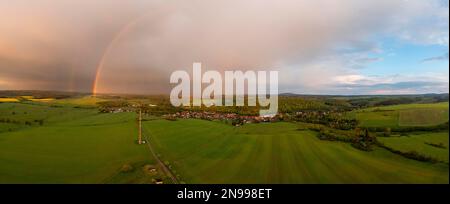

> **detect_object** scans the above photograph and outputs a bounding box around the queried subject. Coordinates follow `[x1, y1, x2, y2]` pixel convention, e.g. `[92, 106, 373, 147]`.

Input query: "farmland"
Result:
[0, 98, 19, 102]
[378, 132, 449, 163]
[0, 92, 448, 184]
[143, 119, 448, 184]
[346, 102, 449, 128]
[0, 102, 166, 184]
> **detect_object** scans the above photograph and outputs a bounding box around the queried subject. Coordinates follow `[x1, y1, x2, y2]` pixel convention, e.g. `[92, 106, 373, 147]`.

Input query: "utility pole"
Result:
[138, 108, 142, 144]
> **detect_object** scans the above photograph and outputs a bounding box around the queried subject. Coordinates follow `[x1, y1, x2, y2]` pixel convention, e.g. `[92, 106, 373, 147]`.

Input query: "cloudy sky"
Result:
[0, 0, 448, 95]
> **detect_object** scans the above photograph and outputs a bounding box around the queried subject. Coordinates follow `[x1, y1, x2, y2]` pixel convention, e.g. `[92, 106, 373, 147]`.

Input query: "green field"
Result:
[378, 132, 449, 163]
[1, 99, 449, 184]
[0, 102, 97, 125]
[347, 102, 449, 128]
[51, 96, 107, 107]
[0, 103, 164, 183]
[143, 119, 448, 183]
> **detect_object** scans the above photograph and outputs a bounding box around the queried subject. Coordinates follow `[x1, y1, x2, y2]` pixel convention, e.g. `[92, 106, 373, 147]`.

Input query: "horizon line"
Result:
[1, 89, 449, 97]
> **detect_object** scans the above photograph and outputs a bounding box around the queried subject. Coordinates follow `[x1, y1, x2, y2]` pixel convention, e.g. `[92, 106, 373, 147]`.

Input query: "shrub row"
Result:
[365, 122, 449, 133]
[377, 142, 440, 163]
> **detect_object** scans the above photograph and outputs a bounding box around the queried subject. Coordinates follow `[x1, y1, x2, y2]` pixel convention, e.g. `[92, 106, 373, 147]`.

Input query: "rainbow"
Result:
[92, 14, 147, 95]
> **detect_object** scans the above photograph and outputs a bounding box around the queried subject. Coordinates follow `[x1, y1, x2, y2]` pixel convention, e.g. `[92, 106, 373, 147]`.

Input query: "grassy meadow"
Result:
[347, 102, 449, 128]
[143, 119, 448, 184]
[0, 93, 448, 184]
[0, 102, 166, 183]
[378, 132, 449, 163]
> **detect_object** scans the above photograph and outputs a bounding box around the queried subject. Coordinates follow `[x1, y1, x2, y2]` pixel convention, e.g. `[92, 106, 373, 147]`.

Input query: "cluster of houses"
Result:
[100, 107, 135, 113]
[164, 111, 280, 126]
[99, 103, 157, 113]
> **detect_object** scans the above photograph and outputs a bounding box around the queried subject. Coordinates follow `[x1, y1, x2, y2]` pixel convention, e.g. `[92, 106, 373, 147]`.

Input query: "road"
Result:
[141, 125, 179, 184]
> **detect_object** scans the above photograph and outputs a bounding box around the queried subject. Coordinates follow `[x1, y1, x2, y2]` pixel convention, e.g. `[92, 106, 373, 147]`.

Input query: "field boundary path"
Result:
[141, 127, 179, 184]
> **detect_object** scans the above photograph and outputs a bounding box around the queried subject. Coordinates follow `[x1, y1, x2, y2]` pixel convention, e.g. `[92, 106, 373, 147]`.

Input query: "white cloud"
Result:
[325, 72, 449, 94]
[377, 0, 449, 46]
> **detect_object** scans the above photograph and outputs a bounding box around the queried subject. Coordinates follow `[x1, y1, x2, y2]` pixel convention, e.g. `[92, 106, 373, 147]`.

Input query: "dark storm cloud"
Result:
[0, 0, 151, 91]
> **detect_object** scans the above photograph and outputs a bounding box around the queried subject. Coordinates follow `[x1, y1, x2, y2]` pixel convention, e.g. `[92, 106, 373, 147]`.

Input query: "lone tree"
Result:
[352, 128, 376, 151]
[384, 127, 391, 137]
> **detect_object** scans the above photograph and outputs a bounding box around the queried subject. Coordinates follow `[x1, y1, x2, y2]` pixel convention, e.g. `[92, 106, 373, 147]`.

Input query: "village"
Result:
[163, 111, 280, 126]
[96, 99, 358, 129]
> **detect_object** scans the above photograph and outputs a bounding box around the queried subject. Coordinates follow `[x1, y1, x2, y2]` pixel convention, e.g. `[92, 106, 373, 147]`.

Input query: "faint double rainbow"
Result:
[92, 13, 147, 95]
